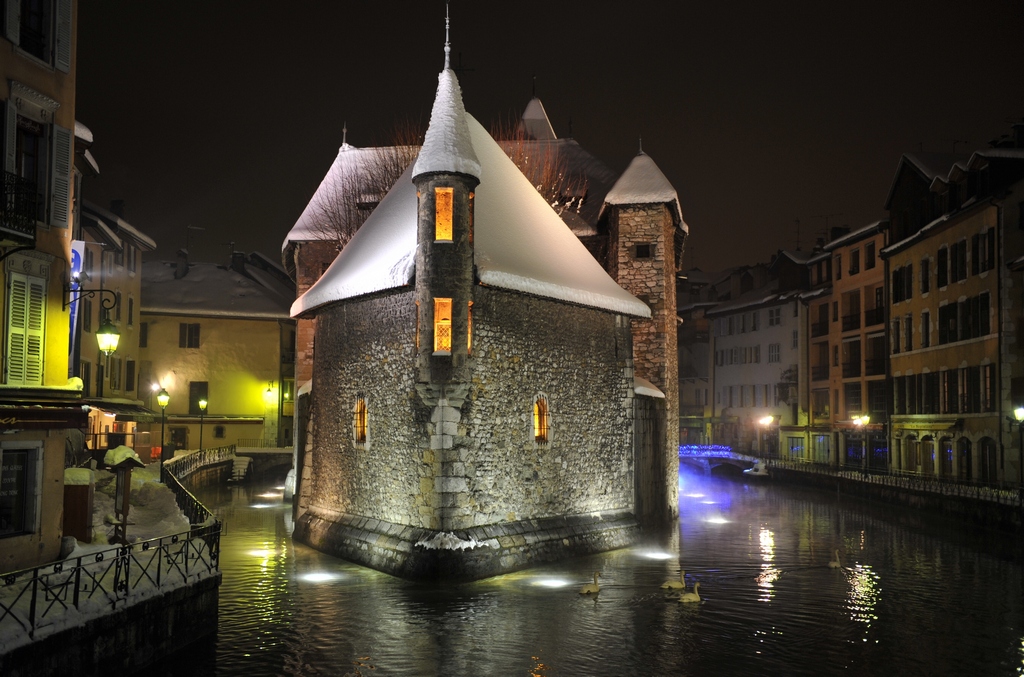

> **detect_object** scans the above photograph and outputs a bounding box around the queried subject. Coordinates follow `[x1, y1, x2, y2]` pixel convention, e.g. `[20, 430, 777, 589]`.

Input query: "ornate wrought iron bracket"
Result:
[63, 281, 117, 311]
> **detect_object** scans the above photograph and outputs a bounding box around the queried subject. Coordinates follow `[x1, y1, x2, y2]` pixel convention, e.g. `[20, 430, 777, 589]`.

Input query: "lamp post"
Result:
[758, 415, 775, 459]
[198, 398, 207, 452]
[157, 388, 170, 483]
[1014, 407, 1024, 504]
[854, 415, 870, 476]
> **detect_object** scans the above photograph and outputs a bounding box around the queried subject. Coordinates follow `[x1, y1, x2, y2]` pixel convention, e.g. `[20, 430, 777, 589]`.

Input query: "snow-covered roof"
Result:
[143, 257, 295, 319]
[634, 376, 665, 399]
[292, 112, 650, 319]
[520, 97, 556, 141]
[412, 69, 480, 180]
[82, 200, 156, 251]
[74, 120, 93, 144]
[823, 220, 886, 251]
[601, 152, 686, 231]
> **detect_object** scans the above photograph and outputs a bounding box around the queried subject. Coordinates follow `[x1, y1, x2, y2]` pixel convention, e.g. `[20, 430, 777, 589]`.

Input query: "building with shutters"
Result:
[138, 250, 296, 456]
[0, 0, 87, 572]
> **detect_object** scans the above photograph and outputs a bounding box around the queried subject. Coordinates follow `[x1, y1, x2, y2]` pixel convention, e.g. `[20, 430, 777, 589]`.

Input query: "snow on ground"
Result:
[0, 462, 204, 655]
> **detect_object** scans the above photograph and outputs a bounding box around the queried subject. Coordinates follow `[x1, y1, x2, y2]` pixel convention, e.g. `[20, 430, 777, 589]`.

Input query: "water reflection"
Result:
[174, 468, 1024, 676]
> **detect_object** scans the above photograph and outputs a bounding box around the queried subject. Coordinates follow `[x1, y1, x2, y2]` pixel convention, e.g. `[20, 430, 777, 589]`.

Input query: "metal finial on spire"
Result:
[342, 122, 348, 146]
[638, 135, 643, 155]
[444, 3, 451, 69]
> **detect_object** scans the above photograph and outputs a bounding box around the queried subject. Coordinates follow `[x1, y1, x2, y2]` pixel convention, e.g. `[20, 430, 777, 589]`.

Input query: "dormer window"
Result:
[433, 298, 452, 354]
[435, 187, 453, 241]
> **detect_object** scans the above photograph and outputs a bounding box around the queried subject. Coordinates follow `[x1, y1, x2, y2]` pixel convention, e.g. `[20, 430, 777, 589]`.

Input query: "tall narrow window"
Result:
[414, 300, 420, 350]
[433, 298, 452, 353]
[353, 398, 367, 443]
[467, 301, 473, 355]
[468, 191, 475, 244]
[533, 397, 550, 443]
[435, 187, 454, 241]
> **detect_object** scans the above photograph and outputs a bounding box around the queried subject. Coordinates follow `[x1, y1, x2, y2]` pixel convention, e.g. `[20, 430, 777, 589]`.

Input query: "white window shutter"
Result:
[4, 0, 19, 47]
[49, 123, 72, 227]
[6, 272, 46, 386]
[55, 0, 72, 73]
[3, 99, 15, 174]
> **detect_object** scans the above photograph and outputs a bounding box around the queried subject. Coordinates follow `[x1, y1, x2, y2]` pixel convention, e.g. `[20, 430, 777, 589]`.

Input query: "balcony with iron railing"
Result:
[1, 171, 38, 246]
[841, 312, 861, 332]
[811, 365, 829, 381]
[842, 361, 861, 378]
[864, 358, 886, 376]
[864, 306, 884, 326]
[810, 320, 829, 338]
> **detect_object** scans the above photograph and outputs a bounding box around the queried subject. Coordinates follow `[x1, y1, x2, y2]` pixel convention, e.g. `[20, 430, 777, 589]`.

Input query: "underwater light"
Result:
[639, 550, 674, 560]
[532, 578, 572, 588]
[300, 572, 341, 583]
[705, 516, 730, 524]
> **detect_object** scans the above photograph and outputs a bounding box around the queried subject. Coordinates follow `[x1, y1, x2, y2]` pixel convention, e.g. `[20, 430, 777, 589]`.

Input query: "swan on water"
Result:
[661, 570, 687, 590]
[579, 571, 601, 594]
[679, 581, 701, 603]
[828, 549, 842, 568]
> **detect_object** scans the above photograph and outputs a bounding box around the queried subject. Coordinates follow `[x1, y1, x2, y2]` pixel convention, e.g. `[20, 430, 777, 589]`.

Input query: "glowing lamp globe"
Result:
[157, 388, 170, 409]
[95, 319, 120, 356]
[199, 398, 208, 412]
[1015, 407, 1024, 423]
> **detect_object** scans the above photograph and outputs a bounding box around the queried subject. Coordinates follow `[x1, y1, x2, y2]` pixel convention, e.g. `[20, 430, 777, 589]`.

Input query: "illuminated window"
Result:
[433, 298, 452, 353]
[533, 397, 550, 443]
[435, 187, 453, 241]
[353, 398, 367, 444]
[468, 191, 475, 244]
[467, 301, 473, 355]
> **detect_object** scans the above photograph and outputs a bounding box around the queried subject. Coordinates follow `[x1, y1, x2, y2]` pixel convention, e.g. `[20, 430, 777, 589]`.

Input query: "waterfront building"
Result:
[882, 143, 1024, 485]
[138, 250, 296, 454]
[816, 222, 888, 469]
[291, 50, 661, 580]
[0, 0, 86, 571]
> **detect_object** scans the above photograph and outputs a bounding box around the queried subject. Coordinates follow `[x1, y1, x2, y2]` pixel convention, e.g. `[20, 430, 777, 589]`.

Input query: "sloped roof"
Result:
[412, 69, 480, 180]
[82, 200, 156, 251]
[602, 152, 686, 231]
[143, 257, 294, 319]
[292, 77, 649, 319]
[520, 97, 556, 141]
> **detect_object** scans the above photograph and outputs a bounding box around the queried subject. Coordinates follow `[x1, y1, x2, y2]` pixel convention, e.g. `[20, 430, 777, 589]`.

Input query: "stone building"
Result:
[291, 56, 653, 580]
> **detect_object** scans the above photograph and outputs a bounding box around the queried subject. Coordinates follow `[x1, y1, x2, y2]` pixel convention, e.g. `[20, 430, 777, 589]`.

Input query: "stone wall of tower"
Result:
[611, 203, 681, 519]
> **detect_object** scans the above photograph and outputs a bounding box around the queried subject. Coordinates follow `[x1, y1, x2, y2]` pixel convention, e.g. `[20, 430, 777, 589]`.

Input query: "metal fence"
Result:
[0, 456, 223, 645]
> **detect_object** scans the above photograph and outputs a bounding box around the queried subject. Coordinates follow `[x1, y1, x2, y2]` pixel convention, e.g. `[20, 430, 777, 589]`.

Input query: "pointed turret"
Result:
[519, 97, 557, 141]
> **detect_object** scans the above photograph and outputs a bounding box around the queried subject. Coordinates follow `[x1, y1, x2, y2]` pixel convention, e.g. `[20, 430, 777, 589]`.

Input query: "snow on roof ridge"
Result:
[602, 152, 685, 231]
[520, 97, 557, 141]
[412, 69, 480, 180]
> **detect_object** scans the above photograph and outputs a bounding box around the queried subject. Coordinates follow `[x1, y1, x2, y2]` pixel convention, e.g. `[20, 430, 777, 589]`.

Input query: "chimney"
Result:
[174, 249, 189, 279]
[230, 251, 247, 275]
[110, 199, 125, 218]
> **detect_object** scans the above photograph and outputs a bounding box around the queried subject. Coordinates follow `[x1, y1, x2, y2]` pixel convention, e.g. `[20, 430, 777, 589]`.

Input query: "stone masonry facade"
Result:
[292, 285, 641, 580]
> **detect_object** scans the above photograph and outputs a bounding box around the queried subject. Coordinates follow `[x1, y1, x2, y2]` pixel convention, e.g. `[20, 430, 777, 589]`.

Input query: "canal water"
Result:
[166, 470, 1024, 676]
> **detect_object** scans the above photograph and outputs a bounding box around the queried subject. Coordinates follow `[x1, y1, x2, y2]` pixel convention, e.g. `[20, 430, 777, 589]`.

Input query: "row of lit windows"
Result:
[891, 227, 995, 305]
[892, 365, 996, 415]
[833, 241, 877, 281]
[351, 396, 551, 444]
[715, 343, 782, 366]
[713, 306, 793, 337]
[891, 292, 990, 353]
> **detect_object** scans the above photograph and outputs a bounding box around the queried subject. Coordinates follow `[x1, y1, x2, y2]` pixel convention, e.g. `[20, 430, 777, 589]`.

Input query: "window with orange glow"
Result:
[533, 397, 549, 443]
[467, 301, 473, 354]
[435, 187, 453, 241]
[353, 398, 367, 443]
[468, 191, 475, 244]
[434, 298, 452, 353]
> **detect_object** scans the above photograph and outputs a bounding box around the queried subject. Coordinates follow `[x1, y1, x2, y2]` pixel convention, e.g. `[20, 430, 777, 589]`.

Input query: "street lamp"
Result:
[95, 317, 120, 397]
[198, 398, 208, 452]
[854, 415, 870, 475]
[758, 415, 775, 459]
[157, 388, 170, 483]
[1014, 407, 1024, 502]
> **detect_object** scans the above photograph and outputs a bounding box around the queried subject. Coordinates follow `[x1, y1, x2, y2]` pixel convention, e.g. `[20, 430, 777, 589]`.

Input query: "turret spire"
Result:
[444, 3, 451, 70]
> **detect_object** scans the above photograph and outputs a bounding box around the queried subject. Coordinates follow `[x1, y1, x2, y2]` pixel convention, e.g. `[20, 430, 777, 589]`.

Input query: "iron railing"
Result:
[810, 320, 829, 338]
[864, 307, 884, 326]
[1, 171, 37, 244]
[864, 358, 886, 376]
[811, 365, 829, 381]
[842, 361, 861, 378]
[841, 313, 861, 332]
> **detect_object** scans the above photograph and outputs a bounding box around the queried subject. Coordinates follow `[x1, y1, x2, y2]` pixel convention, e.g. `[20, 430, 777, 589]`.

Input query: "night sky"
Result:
[75, 1, 1024, 274]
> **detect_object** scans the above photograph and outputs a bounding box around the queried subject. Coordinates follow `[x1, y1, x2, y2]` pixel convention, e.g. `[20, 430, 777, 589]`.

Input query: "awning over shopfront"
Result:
[83, 399, 160, 423]
[891, 418, 961, 433]
[0, 403, 89, 430]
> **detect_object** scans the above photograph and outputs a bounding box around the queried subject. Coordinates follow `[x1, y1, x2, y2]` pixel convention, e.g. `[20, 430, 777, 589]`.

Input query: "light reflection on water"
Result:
[166, 470, 1024, 677]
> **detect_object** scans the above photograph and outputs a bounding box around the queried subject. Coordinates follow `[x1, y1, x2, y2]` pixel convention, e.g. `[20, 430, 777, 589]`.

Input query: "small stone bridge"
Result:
[234, 447, 293, 478]
[678, 445, 760, 477]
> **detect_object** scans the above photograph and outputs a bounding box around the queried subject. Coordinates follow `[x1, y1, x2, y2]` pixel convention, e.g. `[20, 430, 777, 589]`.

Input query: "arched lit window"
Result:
[435, 187, 453, 241]
[353, 398, 367, 444]
[533, 397, 549, 443]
